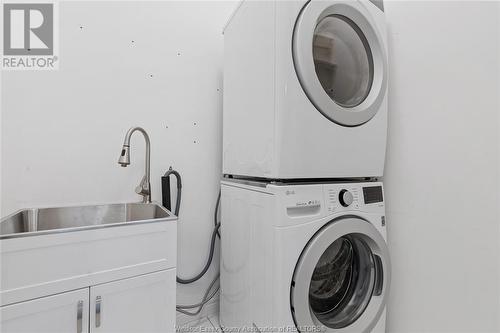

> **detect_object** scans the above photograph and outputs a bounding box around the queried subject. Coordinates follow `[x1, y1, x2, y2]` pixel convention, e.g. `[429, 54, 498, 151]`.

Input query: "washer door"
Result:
[293, 1, 387, 127]
[291, 217, 390, 332]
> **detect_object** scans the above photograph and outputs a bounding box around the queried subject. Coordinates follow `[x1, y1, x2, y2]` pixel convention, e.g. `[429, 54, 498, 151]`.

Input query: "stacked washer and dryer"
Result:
[221, 1, 390, 332]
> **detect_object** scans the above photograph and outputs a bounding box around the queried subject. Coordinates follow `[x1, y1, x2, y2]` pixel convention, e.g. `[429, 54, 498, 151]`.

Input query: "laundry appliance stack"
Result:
[220, 1, 390, 332]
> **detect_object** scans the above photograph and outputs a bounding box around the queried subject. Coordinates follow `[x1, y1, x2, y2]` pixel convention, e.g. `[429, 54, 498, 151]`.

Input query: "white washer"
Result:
[220, 179, 390, 333]
[223, 0, 388, 179]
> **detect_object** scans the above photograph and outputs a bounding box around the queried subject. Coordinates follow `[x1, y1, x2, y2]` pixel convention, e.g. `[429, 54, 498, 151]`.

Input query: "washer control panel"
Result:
[277, 182, 384, 218]
[326, 186, 360, 213]
[324, 183, 384, 213]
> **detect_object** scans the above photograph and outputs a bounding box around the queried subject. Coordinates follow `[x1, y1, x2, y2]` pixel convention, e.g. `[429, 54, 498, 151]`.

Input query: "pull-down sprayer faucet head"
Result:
[118, 145, 131, 166]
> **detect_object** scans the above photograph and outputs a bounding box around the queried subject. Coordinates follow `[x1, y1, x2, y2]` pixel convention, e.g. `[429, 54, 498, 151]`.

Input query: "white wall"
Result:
[384, 1, 500, 332]
[2, 0, 499, 331]
[1, 0, 236, 323]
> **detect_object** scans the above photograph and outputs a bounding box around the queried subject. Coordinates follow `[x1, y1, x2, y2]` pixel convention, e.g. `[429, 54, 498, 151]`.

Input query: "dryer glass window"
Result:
[313, 15, 374, 108]
[308, 234, 375, 328]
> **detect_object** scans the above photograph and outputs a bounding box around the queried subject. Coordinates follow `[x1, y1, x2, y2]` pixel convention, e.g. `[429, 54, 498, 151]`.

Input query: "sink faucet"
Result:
[118, 127, 151, 203]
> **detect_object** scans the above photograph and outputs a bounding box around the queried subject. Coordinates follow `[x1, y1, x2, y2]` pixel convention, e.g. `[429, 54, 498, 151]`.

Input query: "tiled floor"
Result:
[177, 314, 221, 332]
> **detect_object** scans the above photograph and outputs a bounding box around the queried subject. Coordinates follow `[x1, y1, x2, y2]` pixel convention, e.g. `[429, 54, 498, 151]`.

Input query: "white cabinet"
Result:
[90, 270, 176, 333]
[0, 208, 177, 333]
[0, 288, 89, 333]
[0, 270, 175, 333]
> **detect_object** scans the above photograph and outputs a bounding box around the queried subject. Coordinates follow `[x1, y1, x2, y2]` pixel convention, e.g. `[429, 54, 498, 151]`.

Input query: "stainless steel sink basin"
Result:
[0, 202, 175, 239]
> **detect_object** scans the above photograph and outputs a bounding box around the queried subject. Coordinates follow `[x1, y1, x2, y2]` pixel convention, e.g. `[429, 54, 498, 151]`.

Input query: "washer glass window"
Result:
[308, 234, 375, 329]
[313, 15, 374, 108]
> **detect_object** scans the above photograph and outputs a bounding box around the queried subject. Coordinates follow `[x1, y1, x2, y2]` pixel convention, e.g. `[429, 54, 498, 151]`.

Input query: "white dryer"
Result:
[223, 0, 388, 179]
[220, 179, 390, 333]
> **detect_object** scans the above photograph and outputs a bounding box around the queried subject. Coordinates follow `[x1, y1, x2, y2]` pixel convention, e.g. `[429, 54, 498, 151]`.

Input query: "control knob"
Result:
[339, 189, 354, 207]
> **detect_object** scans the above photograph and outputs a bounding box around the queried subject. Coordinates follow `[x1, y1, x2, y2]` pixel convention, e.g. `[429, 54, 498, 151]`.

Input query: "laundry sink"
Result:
[0, 202, 174, 239]
[0, 202, 177, 306]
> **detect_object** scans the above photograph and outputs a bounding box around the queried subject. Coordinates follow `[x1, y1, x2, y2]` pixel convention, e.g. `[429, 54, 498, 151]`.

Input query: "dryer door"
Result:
[293, 1, 387, 127]
[291, 217, 390, 333]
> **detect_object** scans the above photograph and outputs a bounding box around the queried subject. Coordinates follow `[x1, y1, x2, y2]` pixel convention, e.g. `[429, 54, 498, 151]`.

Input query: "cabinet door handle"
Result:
[95, 296, 102, 328]
[76, 300, 83, 333]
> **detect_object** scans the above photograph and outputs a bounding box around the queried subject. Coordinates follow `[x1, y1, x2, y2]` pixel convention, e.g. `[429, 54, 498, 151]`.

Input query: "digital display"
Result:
[363, 186, 383, 204]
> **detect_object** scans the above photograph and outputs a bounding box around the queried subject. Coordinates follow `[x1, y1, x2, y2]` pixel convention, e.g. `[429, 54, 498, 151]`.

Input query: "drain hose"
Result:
[162, 168, 221, 315]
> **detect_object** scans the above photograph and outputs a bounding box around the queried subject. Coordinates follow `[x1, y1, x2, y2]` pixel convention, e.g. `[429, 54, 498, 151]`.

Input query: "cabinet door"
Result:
[0, 288, 89, 333]
[90, 269, 175, 333]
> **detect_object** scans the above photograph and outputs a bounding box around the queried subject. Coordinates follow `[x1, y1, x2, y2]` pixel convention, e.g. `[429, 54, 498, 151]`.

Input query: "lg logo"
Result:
[3, 4, 53, 56]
